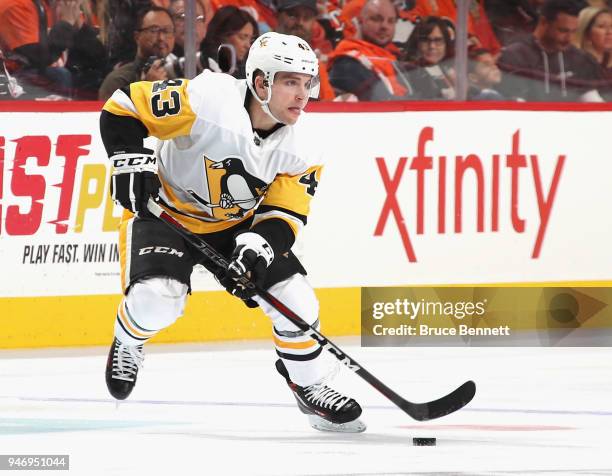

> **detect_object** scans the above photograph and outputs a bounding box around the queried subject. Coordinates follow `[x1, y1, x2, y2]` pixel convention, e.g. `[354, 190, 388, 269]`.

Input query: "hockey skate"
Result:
[105, 338, 144, 400]
[276, 359, 366, 433]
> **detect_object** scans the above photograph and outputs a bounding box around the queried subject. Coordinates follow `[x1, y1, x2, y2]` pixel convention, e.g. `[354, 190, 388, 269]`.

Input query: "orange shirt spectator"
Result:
[329, 38, 409, 95]
[338, 0, 418, 39]
[0, 0, 52, 55]
[329, 0, 414, 100]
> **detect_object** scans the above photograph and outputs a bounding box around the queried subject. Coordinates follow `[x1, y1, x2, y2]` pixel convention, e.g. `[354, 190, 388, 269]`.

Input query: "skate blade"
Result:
[307, 415, 367, 433]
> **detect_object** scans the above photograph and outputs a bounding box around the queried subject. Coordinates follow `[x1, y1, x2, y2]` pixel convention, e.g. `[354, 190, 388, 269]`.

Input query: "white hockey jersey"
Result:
[102, 71, 323, 237]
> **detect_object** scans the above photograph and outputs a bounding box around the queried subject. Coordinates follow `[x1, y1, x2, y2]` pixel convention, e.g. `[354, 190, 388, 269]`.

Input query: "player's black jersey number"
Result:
[299, 171, 318, 196]
[151, 90, 181, 117]
[150, 79, 183, 118]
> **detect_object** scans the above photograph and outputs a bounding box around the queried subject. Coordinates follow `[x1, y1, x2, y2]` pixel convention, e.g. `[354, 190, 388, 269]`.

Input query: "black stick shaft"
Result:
[146, 198, 476, 421]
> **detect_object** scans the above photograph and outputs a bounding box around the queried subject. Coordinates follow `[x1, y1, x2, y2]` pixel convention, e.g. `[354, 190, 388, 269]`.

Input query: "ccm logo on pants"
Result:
[138, 246, 184, 257]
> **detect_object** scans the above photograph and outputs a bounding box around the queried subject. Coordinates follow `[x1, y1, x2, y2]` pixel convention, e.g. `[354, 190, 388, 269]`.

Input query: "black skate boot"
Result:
[105, 338, 144, 400]
[276, 359, 366, 433]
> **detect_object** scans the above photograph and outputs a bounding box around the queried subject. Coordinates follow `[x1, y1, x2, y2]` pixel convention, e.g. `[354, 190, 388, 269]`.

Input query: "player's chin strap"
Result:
[247, 81, 286, 125]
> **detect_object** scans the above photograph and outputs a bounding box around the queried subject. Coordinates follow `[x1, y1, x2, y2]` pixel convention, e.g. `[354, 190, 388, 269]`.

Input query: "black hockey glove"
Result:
[217, 232, 274, 307]
[110, 147, 161, 214]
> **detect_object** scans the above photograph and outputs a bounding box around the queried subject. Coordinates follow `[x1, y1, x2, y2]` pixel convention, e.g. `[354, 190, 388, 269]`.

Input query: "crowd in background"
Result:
[0, 0, 611, 102]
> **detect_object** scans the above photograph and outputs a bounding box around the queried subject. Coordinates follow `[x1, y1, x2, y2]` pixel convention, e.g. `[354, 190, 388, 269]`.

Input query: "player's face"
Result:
[269, 72, 312, 125]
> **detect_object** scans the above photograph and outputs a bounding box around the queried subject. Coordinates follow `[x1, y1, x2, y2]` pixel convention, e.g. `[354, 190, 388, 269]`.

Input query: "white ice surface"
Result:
[0, 340, 610, 476]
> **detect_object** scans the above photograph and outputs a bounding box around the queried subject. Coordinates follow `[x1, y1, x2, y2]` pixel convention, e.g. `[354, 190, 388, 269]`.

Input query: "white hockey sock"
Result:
[255, 274, 330, 386]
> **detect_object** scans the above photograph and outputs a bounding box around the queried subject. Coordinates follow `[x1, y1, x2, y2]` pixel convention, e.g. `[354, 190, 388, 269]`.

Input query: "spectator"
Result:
[576, 6, 612, 68]
[403, 16, 456, 99]
[484, 0, 543, 46]
[99, 1, 210, 66]
[411, 0, 501, 55]
[98, 0, 152, 68]
[587, 0, 612, 7]
[497, 0, 604, 101]
[276, 0, 333, 54]
[0, 0, 105, 99]
[199, 6, 258, 78]
[328, 0, 414, 101]
[0, 0, 55, 96]
[162, 0, 208, 78]
[275, 0, 336, 100]
[208, 0, 277, 33]
[98, 6, 175, 101]
[169, 0, 207, 57]
[576, 6, 612, 98]
[60, 0, 109, 99]
[337, 0, 418, 42]
[467, 48, 505, 100]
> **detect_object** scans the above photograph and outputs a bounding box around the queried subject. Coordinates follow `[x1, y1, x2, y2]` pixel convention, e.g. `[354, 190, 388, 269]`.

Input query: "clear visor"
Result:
[308, 74, 321, 99]
[268, 71, 320, 99]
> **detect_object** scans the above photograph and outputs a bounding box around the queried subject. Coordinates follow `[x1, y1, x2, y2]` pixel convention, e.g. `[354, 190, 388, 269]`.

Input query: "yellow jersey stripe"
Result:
[261, 165, 322, 216]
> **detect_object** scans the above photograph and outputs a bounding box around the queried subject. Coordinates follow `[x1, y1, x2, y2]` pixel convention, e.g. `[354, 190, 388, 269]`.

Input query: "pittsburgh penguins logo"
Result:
[188, 156, 268, 219]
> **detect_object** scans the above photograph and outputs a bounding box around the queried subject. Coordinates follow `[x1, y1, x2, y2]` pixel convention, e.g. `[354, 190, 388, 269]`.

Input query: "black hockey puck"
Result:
[413, 437, 436, 446]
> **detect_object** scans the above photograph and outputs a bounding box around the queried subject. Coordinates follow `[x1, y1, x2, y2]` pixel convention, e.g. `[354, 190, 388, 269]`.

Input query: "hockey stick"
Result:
[146, 198, 476, 421]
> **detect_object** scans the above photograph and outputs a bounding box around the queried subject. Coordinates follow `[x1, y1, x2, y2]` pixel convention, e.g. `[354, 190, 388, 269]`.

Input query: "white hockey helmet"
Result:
[245, 32, 320, 106]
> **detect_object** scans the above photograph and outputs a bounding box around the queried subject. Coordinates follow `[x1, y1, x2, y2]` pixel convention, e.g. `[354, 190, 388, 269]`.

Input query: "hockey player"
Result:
[99, 32, 365, 433]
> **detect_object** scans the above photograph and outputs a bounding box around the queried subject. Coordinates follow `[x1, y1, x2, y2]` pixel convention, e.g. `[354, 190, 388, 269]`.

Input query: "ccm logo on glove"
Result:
[110, 147, 161, 213]
[113, 155, 157, 169]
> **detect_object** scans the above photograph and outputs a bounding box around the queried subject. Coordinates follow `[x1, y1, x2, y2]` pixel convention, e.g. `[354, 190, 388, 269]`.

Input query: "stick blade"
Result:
[401, 380, 476, 421]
